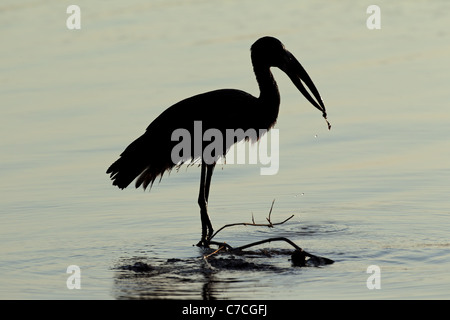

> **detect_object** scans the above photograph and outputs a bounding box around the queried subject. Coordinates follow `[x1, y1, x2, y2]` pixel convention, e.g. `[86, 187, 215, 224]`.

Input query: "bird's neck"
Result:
[254, 65, 281, 110]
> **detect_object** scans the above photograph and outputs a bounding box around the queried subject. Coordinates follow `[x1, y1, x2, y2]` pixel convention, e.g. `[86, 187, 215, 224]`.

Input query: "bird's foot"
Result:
[196, 238, 210, 248]
[196, 230, 214, 248]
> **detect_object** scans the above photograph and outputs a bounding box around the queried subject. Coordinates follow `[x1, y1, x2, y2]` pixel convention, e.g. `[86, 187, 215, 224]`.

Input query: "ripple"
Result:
[279, 221, 349, 237]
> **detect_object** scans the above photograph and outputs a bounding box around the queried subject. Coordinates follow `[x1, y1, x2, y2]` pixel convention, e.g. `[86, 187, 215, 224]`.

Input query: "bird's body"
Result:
[108, 88, 277, 189]
[107, 36, 329, 246]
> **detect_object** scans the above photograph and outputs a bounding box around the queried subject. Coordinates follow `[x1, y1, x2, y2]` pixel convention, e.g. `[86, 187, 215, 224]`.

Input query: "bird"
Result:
[107, 36, 330, 247]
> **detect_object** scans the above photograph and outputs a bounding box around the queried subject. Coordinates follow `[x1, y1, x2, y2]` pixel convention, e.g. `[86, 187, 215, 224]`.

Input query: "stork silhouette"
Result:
[107, 36, 329, 246]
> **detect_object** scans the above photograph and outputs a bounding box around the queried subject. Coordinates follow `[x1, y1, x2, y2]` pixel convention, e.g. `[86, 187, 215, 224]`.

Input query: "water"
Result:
[1, 0, 449, 300]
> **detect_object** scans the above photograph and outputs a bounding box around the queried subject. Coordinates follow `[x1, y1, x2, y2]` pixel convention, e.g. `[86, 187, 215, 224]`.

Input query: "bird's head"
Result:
[251, 36, 330, 129]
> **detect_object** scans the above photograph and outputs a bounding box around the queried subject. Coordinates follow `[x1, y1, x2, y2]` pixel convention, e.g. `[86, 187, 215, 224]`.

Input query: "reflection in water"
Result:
[113, 256, 219, 299]
[112, 249, 298, 300]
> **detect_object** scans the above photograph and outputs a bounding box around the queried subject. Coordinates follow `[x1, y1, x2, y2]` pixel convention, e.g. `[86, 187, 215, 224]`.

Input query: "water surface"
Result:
[1, 0, 449, 299]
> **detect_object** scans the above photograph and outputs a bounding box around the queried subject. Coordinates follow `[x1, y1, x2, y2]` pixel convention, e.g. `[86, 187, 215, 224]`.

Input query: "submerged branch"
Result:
[202, 200, 334, 267]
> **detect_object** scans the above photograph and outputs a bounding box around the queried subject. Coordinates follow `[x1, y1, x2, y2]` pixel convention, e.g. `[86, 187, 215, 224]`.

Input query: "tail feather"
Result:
[106, 157, 142, 189]
[135, 164, 170, 190]
[106, 132, 177, 190]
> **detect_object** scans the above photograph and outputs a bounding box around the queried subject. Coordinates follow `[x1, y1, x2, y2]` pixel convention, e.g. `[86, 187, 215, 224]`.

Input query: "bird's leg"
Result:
[204, 163, 215, 238]
[197, 162, 215, 247]
[197, 162, 208, 247]
[197, 162, 208, 246]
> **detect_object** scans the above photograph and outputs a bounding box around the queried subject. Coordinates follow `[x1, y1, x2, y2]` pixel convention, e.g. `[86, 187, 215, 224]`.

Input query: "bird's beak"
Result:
[280, 50, 331, 130]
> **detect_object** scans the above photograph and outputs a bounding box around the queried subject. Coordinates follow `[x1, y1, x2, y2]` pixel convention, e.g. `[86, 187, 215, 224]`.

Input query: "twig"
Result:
[203, 245, 226, 259]
[233, 237, 302, 252]
[208, 241, 233, 251]
[266, 199, 275, 227]
[208, 200, 294, 241]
